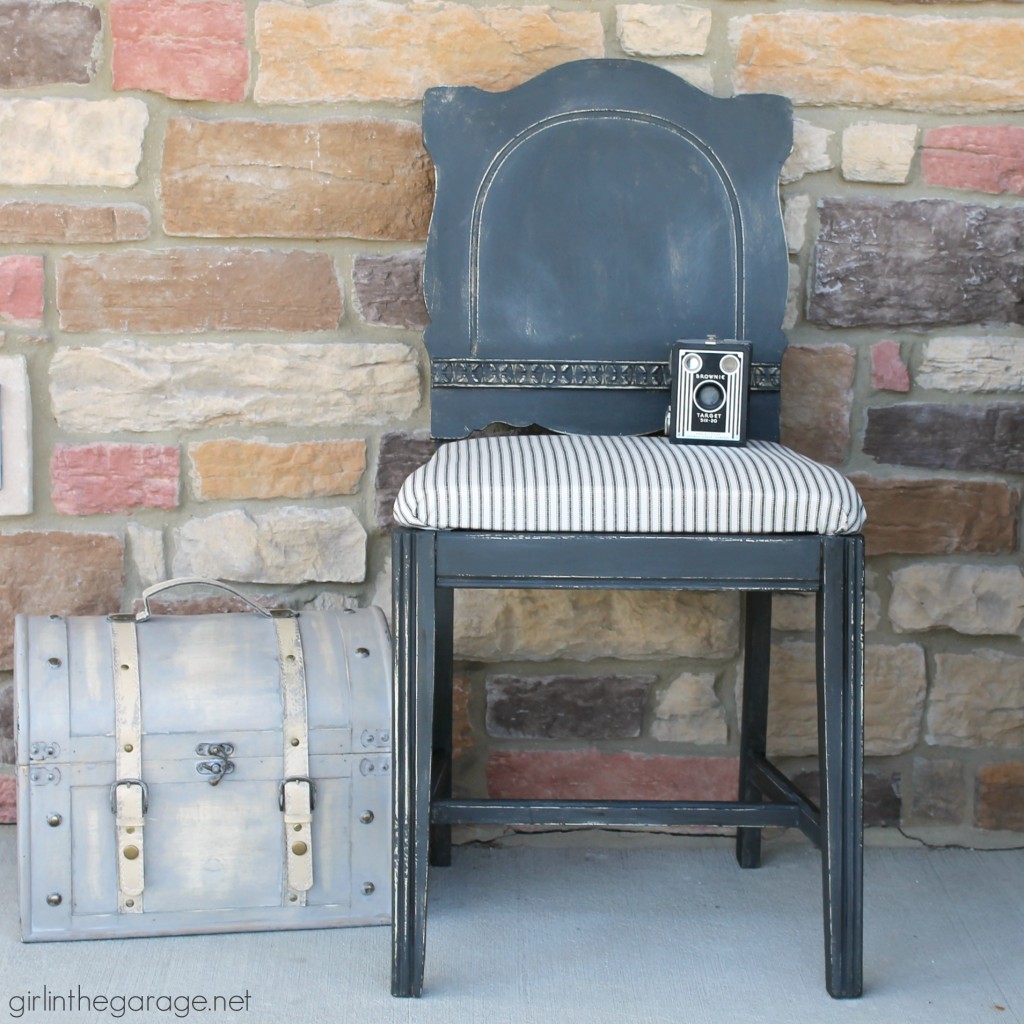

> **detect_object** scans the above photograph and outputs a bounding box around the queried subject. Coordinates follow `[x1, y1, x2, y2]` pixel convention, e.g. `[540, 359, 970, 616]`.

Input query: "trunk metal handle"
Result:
[134, 577, 295, 622]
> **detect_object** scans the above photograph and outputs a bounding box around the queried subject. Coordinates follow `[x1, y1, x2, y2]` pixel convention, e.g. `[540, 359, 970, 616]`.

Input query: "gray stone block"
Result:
[0, 2, 100, 88]
[808, 198, 1024, 327]
[353, 252, 429, 329]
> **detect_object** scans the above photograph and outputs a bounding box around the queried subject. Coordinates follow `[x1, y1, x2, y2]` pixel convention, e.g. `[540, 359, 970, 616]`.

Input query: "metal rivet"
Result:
[46, 893, 62, 907]
[290, 737, 300, 747]
[286, 654, 296, 662]
[360, 811, 374, 825]
[291, 841, 308, 857]
[125, 899, 135, 908]
[293, 823, 302, 832]
[361, 882, 375, 896]
[289, 894, 298, 903]
[355, 647, 370, 658]
[120, 664, 130, 672]
[123, 743, 133, 753]
[46, 814, 62, 828]
[126, 826, 135, 834]
[123, 845, 140, 861]
[47, 657, 62, 668]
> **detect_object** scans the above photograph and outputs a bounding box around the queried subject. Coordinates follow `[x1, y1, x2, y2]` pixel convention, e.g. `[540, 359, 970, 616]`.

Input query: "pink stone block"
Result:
[871, 340, 910, 393]
[0, 775, 15, 824]
[488, 750, 738, 801]
[51, 443, 180, 515]
[0, 255, 43, 325]
[111, 0, 249, 102]
[922, 126, 1024, 197]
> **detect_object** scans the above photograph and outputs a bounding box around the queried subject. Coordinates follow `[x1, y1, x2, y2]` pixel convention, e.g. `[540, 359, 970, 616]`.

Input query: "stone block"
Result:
[0, 1, 101, 87]
[375, 433, 438, 530]
[353, 252, 429, 328]
[51, 340, 420, 433]
[808, 198, 1024, 328]
[923, 126, 1024, 197]
[847, 475, 1019, 556]
[928, 650, 1024, 748]
[485, 675, 653, 740]
[488, 750, 738, 801]
[0, 775, 14, 824]
[0, 255, 43, 326]
[779, 344, 855, 466]
[455, 589, 740, 662]
[783, 194, 810, 254]
[905, 759, 965, 827]
[651, 672, 727, 745]
[864, 403, 1024, 474]
[841, 122, 918, 184]
[162, 119, 433, 241]
[189, 439, 366, 501]
[976, 763, 1024, 832]
[0, 202, 149, 243]
[731, 12, 1024, 113]
[791, 768, 901, 828]
[125, 522, 165, 590]
[255, 0, 603, 105]
[51, 443, 179, 516]
[0, 685, 13, 764]
[768, 641, 926, 757]
[0, 356, 33, 517]
[0, 98, 148, 187]
[890, 563, 1024, 637]
[111, 0, 248, 102]
[916, 336, 1024, 392]
[57, 248, 342, 333]
[452, 673, 474, 762]
[780, 120, 833, 184]
[171, 506, 366, 584]
[870, 340, 910, 393]
[0, 532, 124, 670]
[616, 4, 711, 57]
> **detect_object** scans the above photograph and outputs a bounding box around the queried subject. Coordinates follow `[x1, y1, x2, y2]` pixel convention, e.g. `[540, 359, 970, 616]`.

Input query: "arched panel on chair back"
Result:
[423, 59, 793, 440]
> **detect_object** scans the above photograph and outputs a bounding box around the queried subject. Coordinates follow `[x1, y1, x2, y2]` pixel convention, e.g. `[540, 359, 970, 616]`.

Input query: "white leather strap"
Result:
[110, 617, 145, 914]
[275, 614, 314, 904]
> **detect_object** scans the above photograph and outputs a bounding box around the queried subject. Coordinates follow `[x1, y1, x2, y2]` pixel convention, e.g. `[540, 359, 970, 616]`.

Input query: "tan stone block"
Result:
[842, 122, 918, 183]
[928, 650, 1024, 748]
[0, 98, 147, 187]
[616, 4, 711, 58]
[0, 532, 124, 670]
[917, 336, 1024, 393]
[768, 641, 926, 756]
[57, 248, 342, 333]
[731, 12, 1024, 113]
[162, 118, 433, 241]
[0, 202, 149, 243]
[189, 439, 367, 500]
[651, 672, 727, 745]
[255, 0, 604, 105]
[890, 564, 1024, 636]
[781, 120, 833, 184]
[51, 340, 421, 432]
[454, 589, 740, 662]
[783, 194, 811, 254]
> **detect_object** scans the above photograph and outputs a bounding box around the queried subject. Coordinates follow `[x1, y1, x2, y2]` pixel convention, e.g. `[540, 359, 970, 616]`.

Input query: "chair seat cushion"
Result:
[393, 434, 865, 535]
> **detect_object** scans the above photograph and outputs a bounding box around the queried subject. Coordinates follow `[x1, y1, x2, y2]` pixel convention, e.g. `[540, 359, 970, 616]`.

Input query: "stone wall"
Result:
[0, 0, 1021, 843]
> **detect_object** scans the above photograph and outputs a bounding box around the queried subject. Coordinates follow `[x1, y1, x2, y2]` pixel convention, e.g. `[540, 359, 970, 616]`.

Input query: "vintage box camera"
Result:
[667, 338, 751, 446]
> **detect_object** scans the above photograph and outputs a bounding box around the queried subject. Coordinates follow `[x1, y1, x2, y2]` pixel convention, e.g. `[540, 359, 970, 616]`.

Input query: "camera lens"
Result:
[695, 381, 725, 411]
[720, 354, 740, 374]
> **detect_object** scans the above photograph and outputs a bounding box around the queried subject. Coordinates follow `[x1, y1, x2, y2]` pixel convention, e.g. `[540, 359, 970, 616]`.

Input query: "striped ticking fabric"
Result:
[393, 435, 866, 535]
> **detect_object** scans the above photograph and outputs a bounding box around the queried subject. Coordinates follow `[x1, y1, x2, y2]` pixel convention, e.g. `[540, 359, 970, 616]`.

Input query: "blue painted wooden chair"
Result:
[391, 58, 866, 999]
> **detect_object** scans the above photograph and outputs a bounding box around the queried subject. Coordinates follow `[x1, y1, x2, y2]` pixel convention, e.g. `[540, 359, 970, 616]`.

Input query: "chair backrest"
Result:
[422, 58, 793, 441]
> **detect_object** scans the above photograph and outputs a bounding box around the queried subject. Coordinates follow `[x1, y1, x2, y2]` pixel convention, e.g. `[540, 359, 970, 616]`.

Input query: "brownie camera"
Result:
[666, 338, 752, 446]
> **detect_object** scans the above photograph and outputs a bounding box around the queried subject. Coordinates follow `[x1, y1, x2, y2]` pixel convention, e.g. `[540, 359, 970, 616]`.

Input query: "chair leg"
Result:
[430, 587, 455, 868]
[816, 535, 865, 999]
[392, 529, 438, 998]
[736, 590, 773, 869]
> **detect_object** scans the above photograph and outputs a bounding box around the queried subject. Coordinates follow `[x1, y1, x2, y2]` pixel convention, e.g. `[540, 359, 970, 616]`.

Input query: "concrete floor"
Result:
[1, 825, 1022, 1024]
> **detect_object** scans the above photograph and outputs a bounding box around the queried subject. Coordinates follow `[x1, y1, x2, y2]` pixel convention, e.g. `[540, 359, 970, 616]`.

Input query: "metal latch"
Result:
[195, 742, 236, 785]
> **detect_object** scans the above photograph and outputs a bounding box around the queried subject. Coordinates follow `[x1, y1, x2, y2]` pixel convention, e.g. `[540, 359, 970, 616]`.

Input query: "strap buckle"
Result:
[110, 778, 149, 815]
[279, 776, 317, 813]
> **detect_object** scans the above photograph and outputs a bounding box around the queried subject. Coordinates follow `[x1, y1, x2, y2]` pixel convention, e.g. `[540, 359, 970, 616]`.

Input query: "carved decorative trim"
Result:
[432, 359, 781, 392]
